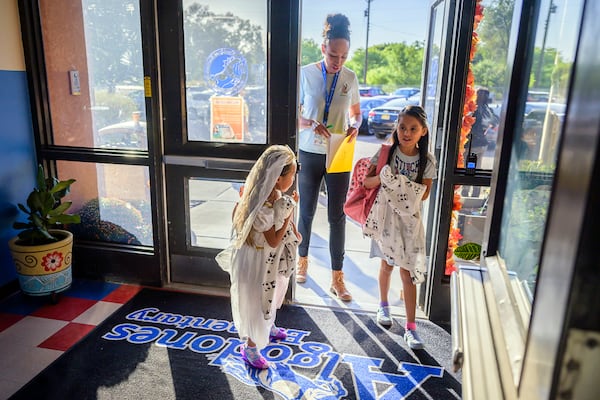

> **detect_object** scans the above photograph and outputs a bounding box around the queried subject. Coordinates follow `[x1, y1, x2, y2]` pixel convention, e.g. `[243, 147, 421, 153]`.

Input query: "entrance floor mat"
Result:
[11, 288, 461, 399]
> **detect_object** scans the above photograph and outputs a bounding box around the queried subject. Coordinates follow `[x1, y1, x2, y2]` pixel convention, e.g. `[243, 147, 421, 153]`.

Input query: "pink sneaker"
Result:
[269, 327, 287, 341]
[240, 344, 269, 369]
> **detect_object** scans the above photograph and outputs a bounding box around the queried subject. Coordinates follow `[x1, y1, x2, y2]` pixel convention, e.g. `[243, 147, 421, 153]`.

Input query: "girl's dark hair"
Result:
[387, 105, 429, 183]
[322, 13, 351, 43]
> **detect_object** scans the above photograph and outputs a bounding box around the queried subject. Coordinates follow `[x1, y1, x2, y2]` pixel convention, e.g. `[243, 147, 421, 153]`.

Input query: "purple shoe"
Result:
[269, 327, 287, 341]
[240, 344, 269, 369]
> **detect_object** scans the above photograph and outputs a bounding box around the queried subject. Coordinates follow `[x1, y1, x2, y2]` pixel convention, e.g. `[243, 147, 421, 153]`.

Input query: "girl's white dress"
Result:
[218, 195, 298, 350]
[363, 165, 427, 283]
[364, 147, 437, 284]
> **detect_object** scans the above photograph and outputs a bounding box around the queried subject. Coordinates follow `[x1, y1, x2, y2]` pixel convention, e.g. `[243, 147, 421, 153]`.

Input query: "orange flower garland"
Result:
[445, 190, 464, 274]
[446, 0, 484, 275]
[457, 4, 483, 168]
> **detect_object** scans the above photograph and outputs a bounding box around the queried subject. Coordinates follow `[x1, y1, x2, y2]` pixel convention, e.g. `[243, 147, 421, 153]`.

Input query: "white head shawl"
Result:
[232, 145, 296, 249]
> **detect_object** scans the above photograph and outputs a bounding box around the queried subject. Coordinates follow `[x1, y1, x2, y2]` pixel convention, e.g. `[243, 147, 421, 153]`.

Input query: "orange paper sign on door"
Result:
[210, 96, 246, 141]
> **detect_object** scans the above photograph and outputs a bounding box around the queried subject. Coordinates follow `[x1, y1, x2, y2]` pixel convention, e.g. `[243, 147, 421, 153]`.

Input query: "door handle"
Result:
[164, 155, 255, 171]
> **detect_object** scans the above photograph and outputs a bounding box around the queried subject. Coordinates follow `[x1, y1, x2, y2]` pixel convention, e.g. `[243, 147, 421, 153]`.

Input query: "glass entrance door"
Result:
[157, 0, 299, 288]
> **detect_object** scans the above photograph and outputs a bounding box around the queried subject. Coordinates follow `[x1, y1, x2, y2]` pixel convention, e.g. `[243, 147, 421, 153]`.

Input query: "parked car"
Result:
[367, 97, 419, 139]
[524, 102, 566, 120]
[527, 90, 557, 103]
[359, 86, 386, 97]
[393, 87, 420, 99]
[359, 95, 399, 134]
[97, 119, 147, 150]
[186, 87, 212, 121]
[407, 93, 422, 104]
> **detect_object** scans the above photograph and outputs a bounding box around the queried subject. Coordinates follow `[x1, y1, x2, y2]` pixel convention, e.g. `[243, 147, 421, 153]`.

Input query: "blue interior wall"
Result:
[0, 69, 36, 286]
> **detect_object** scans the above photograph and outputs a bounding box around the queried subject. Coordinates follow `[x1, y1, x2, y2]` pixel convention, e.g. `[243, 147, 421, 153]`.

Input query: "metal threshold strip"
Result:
[451, 263, 505, 400]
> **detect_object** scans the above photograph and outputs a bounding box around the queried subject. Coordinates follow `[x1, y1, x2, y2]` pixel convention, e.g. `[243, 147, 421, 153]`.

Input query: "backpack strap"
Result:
[375, 144, 392, 174]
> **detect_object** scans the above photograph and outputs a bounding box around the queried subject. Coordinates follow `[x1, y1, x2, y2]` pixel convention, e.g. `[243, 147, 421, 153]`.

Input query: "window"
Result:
[182, 0, 267, 144]
[58, 161, 153, 246]
[38, 0, 153, 247]
[41, 0, 147, 150]
[498, 0, 581, 299]
[455, 0, 512, 172]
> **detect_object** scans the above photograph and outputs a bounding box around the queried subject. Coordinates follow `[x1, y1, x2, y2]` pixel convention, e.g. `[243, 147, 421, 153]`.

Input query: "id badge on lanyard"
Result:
[314, 61, 339, 146]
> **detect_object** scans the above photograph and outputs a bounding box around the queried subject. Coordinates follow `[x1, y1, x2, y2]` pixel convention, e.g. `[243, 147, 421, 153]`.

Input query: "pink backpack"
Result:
[344, 144, 392, 225]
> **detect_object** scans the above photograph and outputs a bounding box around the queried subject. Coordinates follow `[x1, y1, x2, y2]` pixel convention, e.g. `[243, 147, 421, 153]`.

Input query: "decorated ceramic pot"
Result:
[8, 230, 73, 296]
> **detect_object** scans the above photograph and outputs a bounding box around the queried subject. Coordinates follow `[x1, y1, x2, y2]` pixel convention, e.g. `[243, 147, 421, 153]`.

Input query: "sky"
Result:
[301, 0, 430, 54]
[300, 0, 581, 58]
[533, 0, 583, 62]
[189, 0, 429, 57]
[197, 0, 581, 60]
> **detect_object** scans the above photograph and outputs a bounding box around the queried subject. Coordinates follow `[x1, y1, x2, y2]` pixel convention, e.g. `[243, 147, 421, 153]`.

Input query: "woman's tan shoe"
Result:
[330, 270, 352, 301]
[296, 256, 308, 283]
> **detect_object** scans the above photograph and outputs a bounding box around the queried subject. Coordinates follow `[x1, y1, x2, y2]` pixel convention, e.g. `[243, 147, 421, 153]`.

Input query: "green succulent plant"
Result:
[13, 164, 81, 245]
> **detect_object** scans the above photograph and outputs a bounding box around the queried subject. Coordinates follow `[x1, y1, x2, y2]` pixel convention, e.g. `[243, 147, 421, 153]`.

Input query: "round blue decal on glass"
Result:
[204, 48, 248, 96]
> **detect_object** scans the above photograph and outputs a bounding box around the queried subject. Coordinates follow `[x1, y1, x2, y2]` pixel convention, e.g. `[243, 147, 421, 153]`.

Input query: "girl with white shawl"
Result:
[216, 145, 300, 369]
[363, 106, 437, 350]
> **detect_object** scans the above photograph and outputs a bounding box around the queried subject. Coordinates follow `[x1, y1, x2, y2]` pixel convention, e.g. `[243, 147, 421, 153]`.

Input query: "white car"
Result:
[392, 87, 420, 99]
[97, 120, 147, 150]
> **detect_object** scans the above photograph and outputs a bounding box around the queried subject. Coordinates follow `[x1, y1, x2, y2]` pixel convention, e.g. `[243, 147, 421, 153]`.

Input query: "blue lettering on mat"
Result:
[103, 307, 444, 399]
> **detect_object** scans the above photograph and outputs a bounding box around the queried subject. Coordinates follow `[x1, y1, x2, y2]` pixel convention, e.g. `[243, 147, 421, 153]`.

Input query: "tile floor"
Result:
[0, 280, 142, 399]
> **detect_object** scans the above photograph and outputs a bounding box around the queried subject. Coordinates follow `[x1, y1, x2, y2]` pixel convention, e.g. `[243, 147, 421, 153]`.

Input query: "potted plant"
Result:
[8, 164, 81, 299]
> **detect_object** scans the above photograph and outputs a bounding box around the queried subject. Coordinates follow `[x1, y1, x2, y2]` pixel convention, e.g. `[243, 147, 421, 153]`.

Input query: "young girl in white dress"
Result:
[217, 145, 301, 369]
[363, 105, 437, 350]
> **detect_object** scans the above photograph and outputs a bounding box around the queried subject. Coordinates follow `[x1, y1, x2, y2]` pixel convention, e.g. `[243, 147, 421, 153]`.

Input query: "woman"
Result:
[296, 13, 361, 302]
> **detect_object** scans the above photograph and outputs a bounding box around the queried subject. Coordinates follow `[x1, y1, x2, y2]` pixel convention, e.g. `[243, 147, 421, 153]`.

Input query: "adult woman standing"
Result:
[296, 13, 361, 301]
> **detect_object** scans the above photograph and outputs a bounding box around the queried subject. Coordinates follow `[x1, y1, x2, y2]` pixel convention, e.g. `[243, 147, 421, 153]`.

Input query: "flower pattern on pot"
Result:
[42, 251, 63, 272]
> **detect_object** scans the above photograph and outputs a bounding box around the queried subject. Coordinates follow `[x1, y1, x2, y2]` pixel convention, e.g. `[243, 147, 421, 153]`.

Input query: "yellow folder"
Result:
[326, 134, 356, 173]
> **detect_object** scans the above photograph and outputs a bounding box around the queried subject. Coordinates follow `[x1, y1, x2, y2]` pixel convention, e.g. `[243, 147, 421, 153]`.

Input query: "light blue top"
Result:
[298, 62, 360, 154]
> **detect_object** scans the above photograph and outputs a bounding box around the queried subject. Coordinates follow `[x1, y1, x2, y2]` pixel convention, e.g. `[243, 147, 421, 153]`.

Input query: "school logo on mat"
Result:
[102, 307, 444, 399]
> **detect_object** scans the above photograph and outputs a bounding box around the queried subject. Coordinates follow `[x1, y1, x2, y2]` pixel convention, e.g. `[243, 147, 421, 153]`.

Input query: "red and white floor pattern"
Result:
[0, 280, 141, 398]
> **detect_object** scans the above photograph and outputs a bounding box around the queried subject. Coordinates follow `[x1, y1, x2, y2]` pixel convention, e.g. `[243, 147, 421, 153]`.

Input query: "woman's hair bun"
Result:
[323, 13, 351, 42]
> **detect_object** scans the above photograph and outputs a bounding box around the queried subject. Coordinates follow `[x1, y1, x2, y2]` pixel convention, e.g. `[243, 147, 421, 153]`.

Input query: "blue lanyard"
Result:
[321, 61, 339, 126]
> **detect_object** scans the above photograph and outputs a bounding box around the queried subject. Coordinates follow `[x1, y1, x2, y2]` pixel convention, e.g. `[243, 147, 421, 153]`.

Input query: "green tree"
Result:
[471, 58, 506, 92]
[347, 42, 424, 92]
[301, 38, 424, 93]
[83, 2, 265, 90]
[301, 38, 322, 65]
[474, 0, 572, 100]
[548, 53, 572, 101]
[83, 0, 144, 91]
[183, 4, 265, 86]
[471, 0, 514, 95]
[532, 47, 571, 99]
